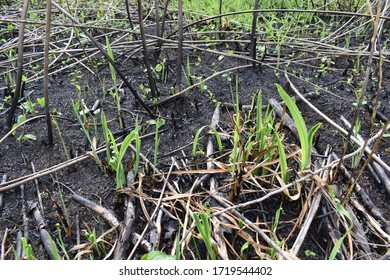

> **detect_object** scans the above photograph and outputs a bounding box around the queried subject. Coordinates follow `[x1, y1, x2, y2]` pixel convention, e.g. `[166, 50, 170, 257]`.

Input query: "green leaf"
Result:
[193, 212, 216, 260]
[22, 134, 37, 141]
[192, 126, 206, 157]
[37, 97, 45, 108]
[155, 64, 163, 73]
[276, 84, 321, 170]
[240, 241, 251, 258]
[273, 129, 289, 184]
[141, 251, 176, 260]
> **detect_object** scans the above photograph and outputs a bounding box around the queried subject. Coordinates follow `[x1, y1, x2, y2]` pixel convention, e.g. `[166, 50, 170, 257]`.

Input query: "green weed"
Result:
[193, 211, 217, 260]
[147, 117, 166, 169]
[276, 84, 321, 170]
[101, 110, 140, 189]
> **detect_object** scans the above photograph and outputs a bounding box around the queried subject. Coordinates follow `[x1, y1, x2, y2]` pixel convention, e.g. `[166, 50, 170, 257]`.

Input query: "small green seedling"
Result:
[193, 211, 216, 260]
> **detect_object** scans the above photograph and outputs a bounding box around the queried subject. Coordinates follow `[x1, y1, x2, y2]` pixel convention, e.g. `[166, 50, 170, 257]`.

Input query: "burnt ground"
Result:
[0, 7, 389, 260]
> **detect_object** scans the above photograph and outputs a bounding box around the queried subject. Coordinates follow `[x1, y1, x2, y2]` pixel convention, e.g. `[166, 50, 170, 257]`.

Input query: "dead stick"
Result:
[0, 174, 6, 209]
[5, 0, 29, 131]
[30, 162, 44, 215]
[71, 194, 121, 229]
[113, 171, 136, 260]
[29, 202, 61, 260]
[43, 0, 54, 145]
[1, 228, 8, 260]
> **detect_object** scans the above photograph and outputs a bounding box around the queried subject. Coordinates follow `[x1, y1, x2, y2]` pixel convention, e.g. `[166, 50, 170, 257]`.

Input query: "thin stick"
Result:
[250, 0, 260, 68]
[44, 0, 54, 145]
[1, 228, 8, 260]
[5, 0, 29, 131]
[176, 0, 183, 93]
[125, 0, 138, 40]
[0, 174, 6, 209]
[30, 162, 44, 215]
[137, 0, 158, 97]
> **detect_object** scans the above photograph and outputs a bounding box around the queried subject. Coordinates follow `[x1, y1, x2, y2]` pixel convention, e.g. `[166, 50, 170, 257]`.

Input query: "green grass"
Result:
[193, 211, 217, 260]
[276, 84, 322, 171]
[101, 110, 140, 189]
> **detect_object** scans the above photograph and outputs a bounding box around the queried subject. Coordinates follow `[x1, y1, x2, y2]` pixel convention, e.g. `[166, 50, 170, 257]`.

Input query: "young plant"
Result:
[268, 205, 285, 260]
[55, 223, 70, 260]
[275, 84, 322, 170]
[12, 114, 37, 144]
[273, 127, 289, 184]
[101, 110, 140, 189]
[147, 117, 165, 168]
[21, 237, 35, 260]
[192, 126, 223, 157]
[52, 117, 70, 160]
[84, 228, 107, 259]
[193, 211, 217, 260]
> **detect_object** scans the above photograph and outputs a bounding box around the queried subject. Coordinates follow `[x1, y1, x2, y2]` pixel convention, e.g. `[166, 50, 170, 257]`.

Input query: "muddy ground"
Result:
[0, 6, 389, 260]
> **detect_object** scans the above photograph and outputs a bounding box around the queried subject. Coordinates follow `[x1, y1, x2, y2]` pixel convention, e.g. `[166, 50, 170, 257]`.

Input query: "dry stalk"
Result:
[43, 0, 53, 145]
[1, 228, 8, 260]
[5, 0, 29, 131]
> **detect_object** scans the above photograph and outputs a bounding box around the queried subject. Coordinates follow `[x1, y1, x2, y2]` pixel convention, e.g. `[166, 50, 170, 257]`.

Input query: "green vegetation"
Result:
[276, 84, 322, 170]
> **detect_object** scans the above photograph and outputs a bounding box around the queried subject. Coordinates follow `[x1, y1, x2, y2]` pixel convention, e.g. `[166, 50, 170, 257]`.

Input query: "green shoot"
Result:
[268, 205, 284, 259]
[147, 118, 166, 168]
[192, 125, 223, 158]
[72, 98, 100, 163]
[175, 227, 181, 260]
[240, 241, 251, 259]
[273, 128, 289, 184]
[193, 211, 216, 260]
[141, 251, 176, 260]
[102, 110, 140, 189]
[275, 84, 322, 170]
[84, 228, 107, 258]
[21, 237, 35, 260]
[52, 117, 70, 160]
[55, 223, 70, 260]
